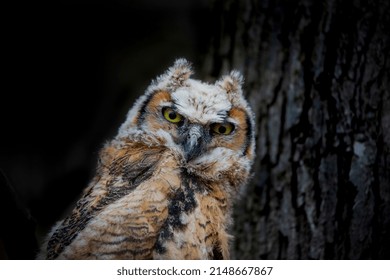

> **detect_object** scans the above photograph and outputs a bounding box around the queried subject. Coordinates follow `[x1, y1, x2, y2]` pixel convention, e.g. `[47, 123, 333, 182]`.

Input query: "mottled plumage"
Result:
[38, 59, 255, 259]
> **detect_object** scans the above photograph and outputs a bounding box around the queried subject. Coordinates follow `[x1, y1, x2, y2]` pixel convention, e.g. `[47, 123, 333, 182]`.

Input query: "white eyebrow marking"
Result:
[171, 80, 232, 124]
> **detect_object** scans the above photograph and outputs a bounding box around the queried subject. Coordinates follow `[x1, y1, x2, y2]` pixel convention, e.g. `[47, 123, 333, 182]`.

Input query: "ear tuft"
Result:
[217, 70, 244, 95]
[146, 58, 193, 95]
[166, 58, 193, 89]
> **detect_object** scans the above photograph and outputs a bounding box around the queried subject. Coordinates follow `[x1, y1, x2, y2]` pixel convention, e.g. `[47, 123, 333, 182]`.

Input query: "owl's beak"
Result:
[182, 124, 207, 161]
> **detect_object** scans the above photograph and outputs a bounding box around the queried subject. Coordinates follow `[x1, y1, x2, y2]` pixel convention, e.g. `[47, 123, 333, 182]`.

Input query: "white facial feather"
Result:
[172, 80, 232, 124]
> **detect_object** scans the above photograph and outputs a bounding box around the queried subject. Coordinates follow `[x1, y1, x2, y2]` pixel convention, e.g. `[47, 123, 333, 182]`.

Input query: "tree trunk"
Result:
[204, 0, 390, 259]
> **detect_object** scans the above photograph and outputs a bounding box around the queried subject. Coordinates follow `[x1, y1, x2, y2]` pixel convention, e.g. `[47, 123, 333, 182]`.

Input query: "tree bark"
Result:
[204, 0, 390, 259]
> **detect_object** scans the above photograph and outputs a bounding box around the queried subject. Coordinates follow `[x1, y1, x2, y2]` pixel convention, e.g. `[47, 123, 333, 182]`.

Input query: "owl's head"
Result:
[118, 59, 255, 171]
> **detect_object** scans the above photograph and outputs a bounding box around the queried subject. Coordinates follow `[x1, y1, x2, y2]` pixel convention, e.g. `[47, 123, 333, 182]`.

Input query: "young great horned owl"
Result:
[39, 59, 255, 260]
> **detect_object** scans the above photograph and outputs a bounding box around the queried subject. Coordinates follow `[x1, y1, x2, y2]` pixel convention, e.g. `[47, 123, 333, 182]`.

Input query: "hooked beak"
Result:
[182, 124, 207, 161]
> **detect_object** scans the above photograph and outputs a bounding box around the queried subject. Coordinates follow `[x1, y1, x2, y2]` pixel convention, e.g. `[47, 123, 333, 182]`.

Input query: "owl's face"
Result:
[119, 59, 255, 167]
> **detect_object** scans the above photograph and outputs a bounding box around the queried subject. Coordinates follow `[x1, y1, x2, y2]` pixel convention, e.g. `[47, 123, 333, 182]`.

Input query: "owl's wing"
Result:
[46, 144, 163, 259]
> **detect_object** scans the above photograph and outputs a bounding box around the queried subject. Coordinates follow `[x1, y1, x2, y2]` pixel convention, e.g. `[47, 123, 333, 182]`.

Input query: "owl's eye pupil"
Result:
[218, 126, 227, 134]
[163, 107, 183, 123]
[211, 122, 234, 135]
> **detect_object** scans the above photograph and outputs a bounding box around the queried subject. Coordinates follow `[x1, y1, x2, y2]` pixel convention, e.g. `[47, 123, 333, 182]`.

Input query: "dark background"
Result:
[1, 0, 213, 259]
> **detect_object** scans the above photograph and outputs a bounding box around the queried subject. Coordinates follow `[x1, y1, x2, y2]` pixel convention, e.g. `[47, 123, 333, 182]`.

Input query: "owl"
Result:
[38, 58, 255, 260]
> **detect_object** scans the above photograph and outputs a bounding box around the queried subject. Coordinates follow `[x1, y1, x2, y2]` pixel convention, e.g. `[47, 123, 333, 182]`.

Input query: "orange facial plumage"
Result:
[38, 59, 255, 260]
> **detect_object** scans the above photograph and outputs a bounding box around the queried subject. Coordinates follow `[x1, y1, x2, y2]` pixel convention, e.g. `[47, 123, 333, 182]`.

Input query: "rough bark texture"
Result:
[204, 0, 390, 259]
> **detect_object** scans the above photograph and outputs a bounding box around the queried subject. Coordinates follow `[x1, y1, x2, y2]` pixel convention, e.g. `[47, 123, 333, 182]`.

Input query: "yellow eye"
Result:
[211, 123, 235, 135]
[163, 107, 183, 123]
